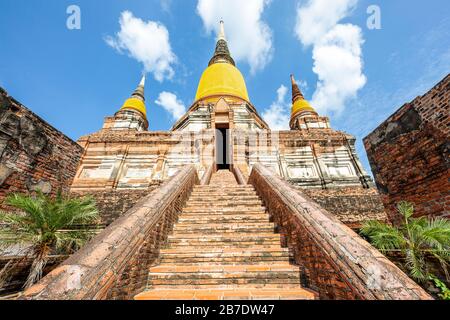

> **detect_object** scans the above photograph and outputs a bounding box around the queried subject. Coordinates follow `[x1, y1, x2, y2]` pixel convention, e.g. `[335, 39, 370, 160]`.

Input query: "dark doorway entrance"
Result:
[216, 125, 230, 170]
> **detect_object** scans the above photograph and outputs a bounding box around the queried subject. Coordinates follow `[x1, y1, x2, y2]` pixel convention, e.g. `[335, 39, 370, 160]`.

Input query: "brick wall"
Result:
[0, 88, 83, 206]
[71, 188, 160, 226]
[364, 74, 449, 224]
[249, 164, 431, 300]
[300, 187, 387, 229]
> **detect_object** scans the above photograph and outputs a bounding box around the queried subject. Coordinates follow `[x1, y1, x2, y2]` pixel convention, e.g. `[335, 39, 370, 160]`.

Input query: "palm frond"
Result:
[0, 211, 39, 249]
[421, 218, 450, 249]
[361, 220, 406, 252]
[405, 248, 427, 281]
[54, 229, 97, 254]
[5, 193, 46, 229]
[397, 201, 414, 219]
[51, 196, 99, 230]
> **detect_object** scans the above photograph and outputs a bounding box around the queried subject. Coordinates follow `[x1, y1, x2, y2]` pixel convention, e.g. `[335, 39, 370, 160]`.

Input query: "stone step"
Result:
[189, 192, 258, 197]
[185, 202, 264, 208]
[167, 245, 285, 251]
[188, 195, 261, 200]
[167, 244, 282, 250]
[135, 288, 317, 300]
[184, 201, 264, 208]
[174, 221, 274, 228]
[195, 180, 253, 189]
[189, 193, 259, 197]
[160, 247, 289, 255]
[181, 208, 266, 214]
[172, 224, 275, 234]
[159, 259, 290, 266]
[149, 264, 298, 273]
[174, 223, 270, 230]
[148, 271, 301, 287]
[191, 189, 256, 193]
[177, 215, 270, 224]
[179, 212, 268, 219]
[160, 255, 290, 265]
[145, 283, 304, 290]
[148, 268, 300, 280]
[168, 240, 281, 248]
[191, 191, 261, 201]
[172, 228, 271, 234]
[169, 233, 280, 241]
[171, 231, 277, 237]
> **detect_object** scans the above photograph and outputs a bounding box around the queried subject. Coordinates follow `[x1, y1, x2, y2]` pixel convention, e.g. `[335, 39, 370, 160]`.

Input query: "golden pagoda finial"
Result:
[218, 20, 226, 41]
[139, 74, 146, 87]
[290, 73, 317, 129]
[119, 75, 147, 118]
[290, 74, 305, 104]
[208, 20, 235, 66]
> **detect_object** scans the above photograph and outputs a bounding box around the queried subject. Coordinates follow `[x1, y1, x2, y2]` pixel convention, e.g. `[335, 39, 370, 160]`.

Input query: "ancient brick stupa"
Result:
[22, 21, 431, 302]
[61, 21, 387, 299]
[71, 21, 385, 228]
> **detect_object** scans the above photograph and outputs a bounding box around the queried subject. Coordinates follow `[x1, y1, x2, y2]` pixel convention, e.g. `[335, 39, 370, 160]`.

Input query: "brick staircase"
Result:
[135, 170, 317, 300]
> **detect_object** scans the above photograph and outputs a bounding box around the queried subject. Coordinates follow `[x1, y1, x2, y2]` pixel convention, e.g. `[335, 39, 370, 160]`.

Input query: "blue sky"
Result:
[0, 0, 449, 175]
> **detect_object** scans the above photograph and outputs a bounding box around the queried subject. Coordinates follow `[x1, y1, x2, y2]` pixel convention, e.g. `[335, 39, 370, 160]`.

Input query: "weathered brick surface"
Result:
[364, 74, 449, 224]
[0, 88, 82, 206]
[248, 164, 432, 300]
[300, 187, 387, 229]
[71, 188, 159, 226]
[21, 166, 198, 300]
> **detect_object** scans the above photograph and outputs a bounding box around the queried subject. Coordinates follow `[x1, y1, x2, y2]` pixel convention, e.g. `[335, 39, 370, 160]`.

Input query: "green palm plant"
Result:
[361, 201, 450, 282]
[0, 192, 99, 289]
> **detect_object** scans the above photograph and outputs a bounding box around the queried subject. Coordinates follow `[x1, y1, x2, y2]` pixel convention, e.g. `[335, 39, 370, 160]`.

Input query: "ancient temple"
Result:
[71, 21, 385, 228]
[16, 21, 433, 301]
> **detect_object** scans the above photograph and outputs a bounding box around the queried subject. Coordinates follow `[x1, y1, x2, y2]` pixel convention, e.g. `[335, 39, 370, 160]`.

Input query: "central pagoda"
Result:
[172, 21, 269, 132]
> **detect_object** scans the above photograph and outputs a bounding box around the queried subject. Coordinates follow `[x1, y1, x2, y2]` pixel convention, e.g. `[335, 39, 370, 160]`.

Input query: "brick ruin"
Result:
[0, 88, 83, 208]
[364, 74, 449, 224]
[5, 22, 439, 300]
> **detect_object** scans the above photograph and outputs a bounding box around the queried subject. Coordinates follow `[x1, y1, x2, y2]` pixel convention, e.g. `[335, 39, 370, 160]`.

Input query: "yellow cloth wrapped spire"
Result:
[290, 74, 316, 117]
[195, 21, 250, 103]
[120, 75, 147, 118]
[195, 63, 250, 102]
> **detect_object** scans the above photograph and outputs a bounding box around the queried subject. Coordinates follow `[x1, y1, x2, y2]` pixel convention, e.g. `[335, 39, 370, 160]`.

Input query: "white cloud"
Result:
[262, 85, 290, 130]
[295, 0, 357, 46]
[197, 0, 273, 74]
[311, 24, 366, 114]
[105, 11, 177, 82]
[155, 91, 186, 120]
[295, 0, 366, 115]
